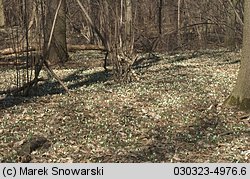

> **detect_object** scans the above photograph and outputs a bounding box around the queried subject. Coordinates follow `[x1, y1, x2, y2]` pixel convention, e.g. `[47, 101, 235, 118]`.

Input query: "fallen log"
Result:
[68, 44, 106, 52]
[0, 61, 25, 66]
[0, 44, 108, 70]
[0, 44, 106, 57]
[0, 47, 36, 56]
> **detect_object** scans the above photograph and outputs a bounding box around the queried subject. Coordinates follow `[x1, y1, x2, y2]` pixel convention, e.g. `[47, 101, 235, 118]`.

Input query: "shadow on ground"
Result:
[0, 69, 111, 110]
[133, 54, 161, 70]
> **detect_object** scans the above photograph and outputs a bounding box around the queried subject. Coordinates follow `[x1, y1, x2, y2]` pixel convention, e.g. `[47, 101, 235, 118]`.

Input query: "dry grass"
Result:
[0, 50, 249, 163]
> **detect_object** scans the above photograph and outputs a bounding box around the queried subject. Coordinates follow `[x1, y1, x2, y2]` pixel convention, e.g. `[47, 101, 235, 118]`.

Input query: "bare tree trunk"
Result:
[112, 0, 137, 82]
[225, 0, 250, 110]
[165, 0, 178, 51]
[124, 0, 133, 52]
[31, 0, 69, 94]
[79, 0, 136, 82]
[158, 0, 163, 35]
[45, 0, 68, 65]
[75, 0, 109, 70]
[0, 0, 5, 27]
[177, 0, 181, 47]
[224, 0, 237, 50]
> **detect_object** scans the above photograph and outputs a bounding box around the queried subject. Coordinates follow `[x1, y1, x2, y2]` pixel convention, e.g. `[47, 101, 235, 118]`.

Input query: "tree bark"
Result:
[112, 0, 136, 82]
[224, 0, 237, 50]
[177, 0, 181, 47]
[158, 0, 163, 35]
[165, 0, 178, 51]
[45, 0, 68, 65]
[0, 0, 5, 27]
[225, 0, 250, 110]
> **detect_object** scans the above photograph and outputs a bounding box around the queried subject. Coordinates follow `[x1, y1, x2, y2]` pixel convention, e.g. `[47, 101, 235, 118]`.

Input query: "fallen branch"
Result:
[0, 47, 36, 56]
[44, 60, 70, 94]
[68, 44, 106, 52]
[219, 129, 250, 136]
[0, 61, 26, 66]
[0, 44, 106, 58]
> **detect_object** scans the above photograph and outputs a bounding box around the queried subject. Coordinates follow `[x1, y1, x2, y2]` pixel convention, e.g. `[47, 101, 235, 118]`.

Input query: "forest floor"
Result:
[0, 49, 249, 163]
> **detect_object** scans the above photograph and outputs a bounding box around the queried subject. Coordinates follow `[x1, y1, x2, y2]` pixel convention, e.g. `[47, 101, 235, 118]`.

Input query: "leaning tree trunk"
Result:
[45, 0, 68, 65]
[225, 0, 250, 110]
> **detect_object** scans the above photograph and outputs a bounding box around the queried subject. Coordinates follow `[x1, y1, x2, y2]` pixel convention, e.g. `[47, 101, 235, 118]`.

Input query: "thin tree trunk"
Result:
[177, 0, 181, 47]
[0, 0, 5, 27]
[124, 0, 133, 52]
[113, 0, 136, 82]
[225, 0, 237, 50]
[158, 0, 163, 35]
